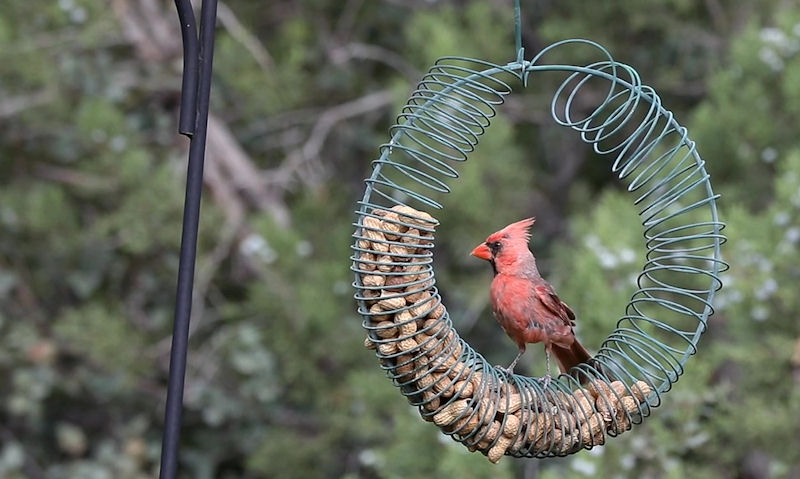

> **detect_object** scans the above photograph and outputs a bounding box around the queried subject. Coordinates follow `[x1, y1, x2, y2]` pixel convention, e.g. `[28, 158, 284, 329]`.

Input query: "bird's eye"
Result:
[487, 241, 501, 254]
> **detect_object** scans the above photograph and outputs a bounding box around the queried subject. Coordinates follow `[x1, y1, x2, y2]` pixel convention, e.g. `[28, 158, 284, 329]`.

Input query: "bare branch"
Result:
[0, 90, 55, 118]
[206, 114, 292, 227]
[110, 0, 179, 62]
[33, 163, 117, 192]
[267, 89, 395, 189]
[303, 89, 394, 160]
[217, 0, 276, 73]
[329, 42, 419, 81]
[202, 148, 247, 227]
[704, 0, 729, 33]
[334, 0, 366, 39]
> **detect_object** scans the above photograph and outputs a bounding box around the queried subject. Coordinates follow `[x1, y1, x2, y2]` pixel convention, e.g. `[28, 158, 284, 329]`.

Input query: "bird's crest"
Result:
[488, 217, 536, 244]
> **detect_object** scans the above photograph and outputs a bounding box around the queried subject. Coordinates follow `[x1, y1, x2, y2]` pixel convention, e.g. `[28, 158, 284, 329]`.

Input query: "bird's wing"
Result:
[534, 283, 576, 327]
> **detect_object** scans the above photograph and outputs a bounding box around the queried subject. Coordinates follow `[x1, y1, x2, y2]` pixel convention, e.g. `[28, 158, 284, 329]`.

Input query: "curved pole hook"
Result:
[159, 1, 218, 478]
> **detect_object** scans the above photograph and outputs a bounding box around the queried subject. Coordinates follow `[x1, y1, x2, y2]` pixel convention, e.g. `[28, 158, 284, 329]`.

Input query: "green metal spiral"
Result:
[351, 37, 726, 459]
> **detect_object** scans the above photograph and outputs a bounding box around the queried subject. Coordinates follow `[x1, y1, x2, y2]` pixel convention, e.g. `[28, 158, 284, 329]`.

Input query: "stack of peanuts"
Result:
[354, 205, 655, 463]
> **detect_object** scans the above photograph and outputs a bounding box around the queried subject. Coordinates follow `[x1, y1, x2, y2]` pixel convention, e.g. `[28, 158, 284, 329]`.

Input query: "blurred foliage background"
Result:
[1, 0, 799, 478]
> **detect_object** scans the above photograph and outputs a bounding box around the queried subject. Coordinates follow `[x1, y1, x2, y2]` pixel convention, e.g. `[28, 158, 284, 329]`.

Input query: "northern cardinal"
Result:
[471, 218, 594, 384]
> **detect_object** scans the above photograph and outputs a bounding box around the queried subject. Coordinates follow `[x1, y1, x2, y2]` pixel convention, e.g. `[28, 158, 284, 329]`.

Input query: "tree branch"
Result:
[206, 114, 292, 227]
[217, 0, 276, 73]
[329, 42, 419, 81]
[33, 163, 116, 192]
[110, 0, 179, 62]
[0, 90, 55, 118]
[267, 89, 394, 189]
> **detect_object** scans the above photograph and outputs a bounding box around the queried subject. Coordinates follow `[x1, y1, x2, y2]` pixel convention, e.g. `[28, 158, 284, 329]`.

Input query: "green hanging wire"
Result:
[514, 0, 522, 58]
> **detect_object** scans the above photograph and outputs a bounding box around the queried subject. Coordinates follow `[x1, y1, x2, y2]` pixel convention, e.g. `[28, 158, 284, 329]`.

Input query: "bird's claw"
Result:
[495, 365, 515, 376]
[540, 373, 552, 389]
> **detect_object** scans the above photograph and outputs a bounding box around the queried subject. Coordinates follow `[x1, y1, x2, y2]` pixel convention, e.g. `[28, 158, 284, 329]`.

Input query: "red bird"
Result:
[471, 218, 593, 384]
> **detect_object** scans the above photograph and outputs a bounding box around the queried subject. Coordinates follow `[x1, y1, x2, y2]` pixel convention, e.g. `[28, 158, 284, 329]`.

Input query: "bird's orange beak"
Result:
[470, 243, 492, 261]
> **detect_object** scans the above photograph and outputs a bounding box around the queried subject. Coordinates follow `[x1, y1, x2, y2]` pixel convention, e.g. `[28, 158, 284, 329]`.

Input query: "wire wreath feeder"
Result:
[350, 38, 726, 462]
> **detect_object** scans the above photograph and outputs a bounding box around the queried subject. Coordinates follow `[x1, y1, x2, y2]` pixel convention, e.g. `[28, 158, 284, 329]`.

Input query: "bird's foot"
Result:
[540, 373, 552, 389]
[495, 365, 516, 376]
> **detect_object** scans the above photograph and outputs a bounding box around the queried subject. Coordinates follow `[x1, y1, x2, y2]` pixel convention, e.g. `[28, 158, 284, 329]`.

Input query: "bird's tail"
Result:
[553, 339, 608, 384]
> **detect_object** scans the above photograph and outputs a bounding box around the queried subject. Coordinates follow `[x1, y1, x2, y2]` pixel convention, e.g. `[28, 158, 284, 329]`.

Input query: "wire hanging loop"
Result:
[512, 0, 527, 85]
[351, 40, 726, 462]
[513, 0, 522, 57]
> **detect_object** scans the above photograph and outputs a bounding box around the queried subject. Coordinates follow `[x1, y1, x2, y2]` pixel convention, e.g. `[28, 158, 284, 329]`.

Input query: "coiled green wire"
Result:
[351, 38, 726, 459]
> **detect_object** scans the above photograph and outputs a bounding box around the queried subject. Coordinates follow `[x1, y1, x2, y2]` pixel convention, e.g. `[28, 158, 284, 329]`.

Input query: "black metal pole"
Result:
[159, 1, 218, 478]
